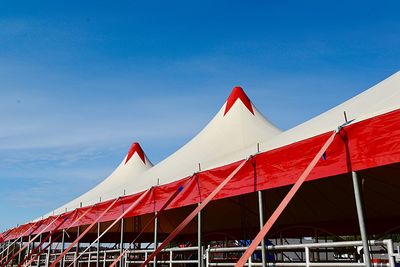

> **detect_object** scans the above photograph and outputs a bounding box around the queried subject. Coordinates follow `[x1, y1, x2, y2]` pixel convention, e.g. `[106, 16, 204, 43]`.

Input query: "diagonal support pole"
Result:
[141, 158, 250, 267]
[235, 131, 337, 267]
[0, 222, 41, 259]
[67, 189, 152, 267]
[24, 232, 63, 267]
[17, 217, 70, 267]
[49, 197, 120, 267]
[19, 207, 93, 267]
[109, 176, 196, 267]
[1, 216, 62, 267]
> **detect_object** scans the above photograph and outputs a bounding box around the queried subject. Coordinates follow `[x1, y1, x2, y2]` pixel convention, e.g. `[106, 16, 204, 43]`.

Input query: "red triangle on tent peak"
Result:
[125, 142, 146, 164]
[224, 86, 254, 116]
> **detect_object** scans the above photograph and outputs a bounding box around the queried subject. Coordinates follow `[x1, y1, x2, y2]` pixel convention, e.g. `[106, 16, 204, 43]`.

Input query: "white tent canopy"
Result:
[49, 71, 400, 216]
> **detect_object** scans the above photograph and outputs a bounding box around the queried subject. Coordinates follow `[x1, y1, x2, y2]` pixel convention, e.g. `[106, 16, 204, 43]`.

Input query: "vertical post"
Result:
[0, 243, 3, 262]
[351, 171, 372, 267]
[37, 234, 42, 267]
[6, 240, 10, 264]
[60, 230, 65, 267]
[74, 226, 80, 267]
[198, 203, 202, 267]
[119, 218, 124, 267]
[205, 246, 209, 267]
[96, 222, 100, 267]
[45, 234, 52, 267]
[27, 235, 32, 263]
[258, 191, 266, 267]
[18, 236, 23, 264]
[305, 247, 310, 267]
[153, 212, 158, 267]
[0, 242, 3, 261]
[248, 252, 252, 267]
[385, 239, 396, 267]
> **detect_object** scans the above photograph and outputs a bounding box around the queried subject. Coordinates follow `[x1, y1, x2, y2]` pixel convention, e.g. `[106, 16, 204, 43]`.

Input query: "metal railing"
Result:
[205, 240, 396, 267]
[125, 246, 199, 266]
[24, 239, 397, 267]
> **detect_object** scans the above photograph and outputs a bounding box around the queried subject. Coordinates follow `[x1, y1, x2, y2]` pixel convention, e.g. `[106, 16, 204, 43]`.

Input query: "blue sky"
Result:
[0, 1, 399, 231]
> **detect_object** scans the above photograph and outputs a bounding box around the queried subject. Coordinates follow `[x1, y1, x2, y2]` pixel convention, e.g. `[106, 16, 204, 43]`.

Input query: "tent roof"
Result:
[12, 69, 400, 230]
[50, 85, 282, 214]
[48, 71, 400, 216]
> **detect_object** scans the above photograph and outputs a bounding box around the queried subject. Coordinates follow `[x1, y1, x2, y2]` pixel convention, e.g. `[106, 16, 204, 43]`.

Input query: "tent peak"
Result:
[224, 86, 254, 116]
[125, 142, 146, 164]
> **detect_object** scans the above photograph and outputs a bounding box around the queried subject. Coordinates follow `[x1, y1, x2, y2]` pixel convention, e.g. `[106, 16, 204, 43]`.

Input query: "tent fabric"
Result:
[4, 106, 400, 241]
[2, 71, 400, 240]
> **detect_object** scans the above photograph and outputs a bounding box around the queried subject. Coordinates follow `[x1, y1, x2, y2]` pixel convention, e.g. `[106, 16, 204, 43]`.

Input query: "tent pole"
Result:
[141, 159, 249, 267]
[197, 204, 202, 267]
[258, 191, 266, 267]
[6, 241, 10, 263]
[96, 222, 100, 267]
[66, 192, 149, 267]
[153, 212, 158, 267]
[45, 234, 52, 267]
[119, 219, 124, 267]
[351, 171, 372, 267]
[235, 132, 336, 267]
[0, 243, 3, 262]
[36, 234, 42, 267]
[60, 231, 65, 267]
[74, 227, 80, 267]
[17, 237, 22, 264]
[0, 243, 3, 261]
[27, 235, 32, 263]
[107, 181, 193, 267]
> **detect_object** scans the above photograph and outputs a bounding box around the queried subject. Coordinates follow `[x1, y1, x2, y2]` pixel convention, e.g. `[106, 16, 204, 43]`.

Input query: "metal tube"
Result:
[351, 171, 371, 267]
[6, 240, 10, 264]
[258, 191, 266, 267]
[198, 203, 202, 267]
[385, 239, 396, 267]
[74, 227, 80, 267]
[119, 218, 124, 267]
[27, 235, 32, 264]
[37, 234, 42, 267]
[0, 242, 3, 261]
[305, 247, 310, 267]
[97, 222, 100, 267]
[18, 236, 22, 264]
[154, 212, 158, 267]
[46, 234, 52, 267]
[61, 231, 65, 267]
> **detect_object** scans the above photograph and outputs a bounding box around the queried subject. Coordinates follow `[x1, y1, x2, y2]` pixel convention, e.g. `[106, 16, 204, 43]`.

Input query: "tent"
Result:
[1, 71, 400, 266]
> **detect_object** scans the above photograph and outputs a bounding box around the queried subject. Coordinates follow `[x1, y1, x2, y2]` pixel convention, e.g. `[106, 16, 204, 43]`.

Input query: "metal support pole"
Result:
[153, 212, 158, 267]
[27, 235, 32, 263]
[18, 236, 23, 264]
[74, 227, 80, 267]
[119, 218, 124, 267]
[385, 239, 396, 267]
[351, 171, 371, 267]
[0, 243, 3, 262]
[305, 246, 310, 267]
[96, 222, 100, 267]
[37, 234, 42, 267]
[45, 234, 52, 267]
[6, 240, 10, 264]
[198, 203, 202, 267]
[61, 230, 65, 267]
[0, 242, 3, 261]
[258, 191, 266, 267]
